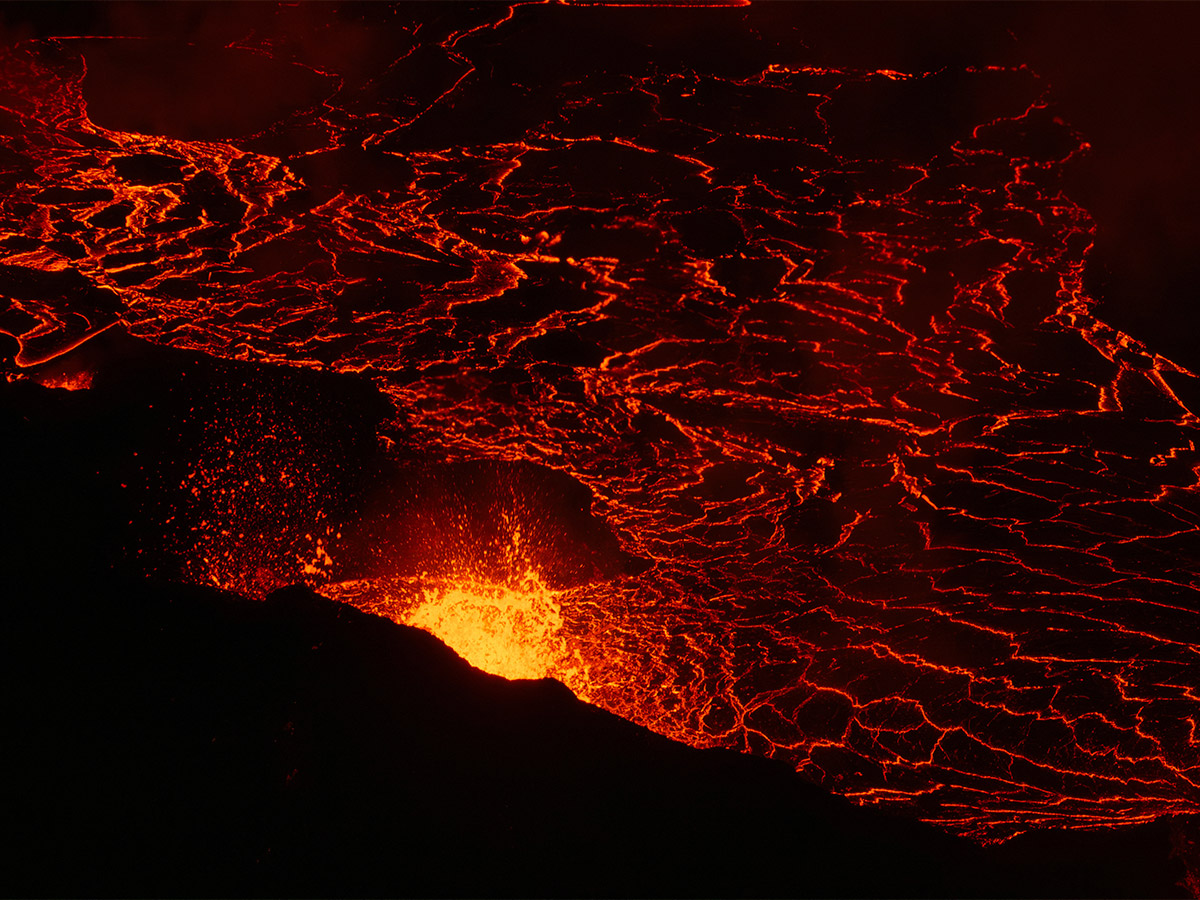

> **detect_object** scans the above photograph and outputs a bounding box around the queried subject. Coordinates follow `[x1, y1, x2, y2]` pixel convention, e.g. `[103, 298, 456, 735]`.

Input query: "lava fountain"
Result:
[326, 562, 580, 683]
[407, 573, 567, 681]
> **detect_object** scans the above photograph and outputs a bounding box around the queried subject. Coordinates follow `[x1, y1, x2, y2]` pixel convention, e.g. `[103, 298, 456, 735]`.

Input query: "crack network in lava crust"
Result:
[4, 3, 1200, 843]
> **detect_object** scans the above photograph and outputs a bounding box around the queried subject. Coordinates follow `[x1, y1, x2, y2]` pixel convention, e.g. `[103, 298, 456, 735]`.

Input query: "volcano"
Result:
[4, 2, 1200, 896]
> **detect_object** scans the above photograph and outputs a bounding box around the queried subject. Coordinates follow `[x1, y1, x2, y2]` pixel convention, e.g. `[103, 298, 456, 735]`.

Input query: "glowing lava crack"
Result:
[5, 4, 1200, 846]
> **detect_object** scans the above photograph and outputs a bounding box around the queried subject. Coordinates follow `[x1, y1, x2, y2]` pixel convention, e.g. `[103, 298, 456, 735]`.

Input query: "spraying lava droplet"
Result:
[407, 572, 568, 681]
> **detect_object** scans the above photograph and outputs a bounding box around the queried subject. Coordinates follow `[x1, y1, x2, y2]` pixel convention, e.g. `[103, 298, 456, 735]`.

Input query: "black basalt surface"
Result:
[1, 570, 1189, 899]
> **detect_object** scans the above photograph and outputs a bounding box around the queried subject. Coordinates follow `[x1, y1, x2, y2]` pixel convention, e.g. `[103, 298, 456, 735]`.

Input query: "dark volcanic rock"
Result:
[1, 331, 1191, 899]
[76, 39, 337, 141]
[0, 573, 951, 898]
[0, 569, 1187, 899]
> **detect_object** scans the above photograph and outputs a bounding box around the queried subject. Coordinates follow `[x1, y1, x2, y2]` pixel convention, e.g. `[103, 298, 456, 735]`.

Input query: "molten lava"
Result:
[35, 368, 94, 390]
[406, 574, 568, 680]
[324, 518, 585, 683]
[5, 2, 1200, 851]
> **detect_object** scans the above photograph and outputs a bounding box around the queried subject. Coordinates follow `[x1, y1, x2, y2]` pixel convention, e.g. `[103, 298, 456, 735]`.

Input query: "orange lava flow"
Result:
[407, 577, 565, 680]
[5, 5, 1200, 846]
[329, 570, 579, 683]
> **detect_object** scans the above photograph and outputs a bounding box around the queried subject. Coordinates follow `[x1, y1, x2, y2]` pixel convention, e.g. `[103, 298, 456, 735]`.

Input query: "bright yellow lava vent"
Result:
[405, 572, 566, 680]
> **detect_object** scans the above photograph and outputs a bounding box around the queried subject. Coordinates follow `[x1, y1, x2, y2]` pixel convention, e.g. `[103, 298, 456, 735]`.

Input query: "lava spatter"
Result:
[4, 4, 1200, 845]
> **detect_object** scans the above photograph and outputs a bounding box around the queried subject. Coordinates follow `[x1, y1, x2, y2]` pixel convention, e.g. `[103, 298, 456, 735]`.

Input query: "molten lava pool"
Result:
[4, 2, 1200, 846]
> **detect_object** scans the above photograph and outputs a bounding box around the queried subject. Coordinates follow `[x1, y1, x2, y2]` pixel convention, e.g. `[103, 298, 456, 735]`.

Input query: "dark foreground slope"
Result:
[0, 569, 1189, 898]
[0, 336, 1193, 898]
